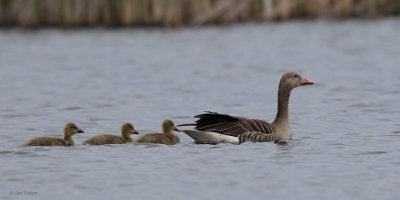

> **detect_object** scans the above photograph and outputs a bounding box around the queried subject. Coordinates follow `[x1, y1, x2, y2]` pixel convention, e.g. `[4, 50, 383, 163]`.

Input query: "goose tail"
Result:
[177, 123, 196, 127]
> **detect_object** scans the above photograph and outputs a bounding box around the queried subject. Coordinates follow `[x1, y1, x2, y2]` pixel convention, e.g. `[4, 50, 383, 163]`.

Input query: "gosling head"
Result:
[279, 72, 314, 90]
[121, 122, 139, 135]
[64, 123, 84, 137]
[162, 120, 178, 134]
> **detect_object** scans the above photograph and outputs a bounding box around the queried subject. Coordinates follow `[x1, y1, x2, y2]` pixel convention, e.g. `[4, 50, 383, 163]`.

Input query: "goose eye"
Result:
[294, 75, 298, 78]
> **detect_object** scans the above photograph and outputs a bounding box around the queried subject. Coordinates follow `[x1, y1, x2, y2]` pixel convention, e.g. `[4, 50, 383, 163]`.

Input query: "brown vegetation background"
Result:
[0, 0, 399, 28]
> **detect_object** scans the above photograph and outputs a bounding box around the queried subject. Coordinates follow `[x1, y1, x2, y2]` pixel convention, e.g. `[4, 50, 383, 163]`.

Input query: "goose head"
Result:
[121, 122, 139, 135]
[64, 123, 84, 137]
[162, 120, 178, 134]
[279, 72, 314, 90]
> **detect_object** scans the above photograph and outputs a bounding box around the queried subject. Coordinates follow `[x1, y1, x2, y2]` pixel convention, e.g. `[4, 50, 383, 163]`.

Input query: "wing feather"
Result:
[180, 112, 276, 137]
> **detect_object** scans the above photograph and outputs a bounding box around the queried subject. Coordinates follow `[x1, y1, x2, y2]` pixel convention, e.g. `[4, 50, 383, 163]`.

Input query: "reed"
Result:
[0, 0, 398, 28]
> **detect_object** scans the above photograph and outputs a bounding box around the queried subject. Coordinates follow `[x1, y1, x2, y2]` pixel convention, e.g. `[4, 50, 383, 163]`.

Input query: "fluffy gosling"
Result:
[24, 123, 84, 146]
[135, 120, 179, 145]
[83, 122, 139, 145]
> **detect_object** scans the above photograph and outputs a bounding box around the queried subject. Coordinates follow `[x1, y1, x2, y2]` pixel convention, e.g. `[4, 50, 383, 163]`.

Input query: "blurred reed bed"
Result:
[0, 0, 399, 28]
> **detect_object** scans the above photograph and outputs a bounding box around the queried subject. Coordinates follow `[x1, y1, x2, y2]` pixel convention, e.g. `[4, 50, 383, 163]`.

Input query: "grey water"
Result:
[1, 19, 400, 200]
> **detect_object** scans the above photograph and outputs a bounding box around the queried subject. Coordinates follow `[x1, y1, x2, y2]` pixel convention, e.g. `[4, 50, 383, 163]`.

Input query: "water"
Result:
[1, 19, 400, 200]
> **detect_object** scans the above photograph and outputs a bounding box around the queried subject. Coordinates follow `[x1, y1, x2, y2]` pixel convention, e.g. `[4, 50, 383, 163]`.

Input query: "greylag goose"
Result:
[24, 123, 84, 146]
[82, 122, 139, 145]
[135, 120, 180, 145]
[178, 72, 314, 144]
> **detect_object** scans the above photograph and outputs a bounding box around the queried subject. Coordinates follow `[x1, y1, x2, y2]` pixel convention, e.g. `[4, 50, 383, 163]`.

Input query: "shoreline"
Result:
[1, 0, 399, 28]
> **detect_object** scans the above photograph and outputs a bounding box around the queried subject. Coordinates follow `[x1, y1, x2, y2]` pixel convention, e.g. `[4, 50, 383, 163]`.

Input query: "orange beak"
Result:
[301, 77, 314, 86]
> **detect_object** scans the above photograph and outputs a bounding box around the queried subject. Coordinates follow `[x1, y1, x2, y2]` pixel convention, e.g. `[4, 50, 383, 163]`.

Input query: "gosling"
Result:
[24, 123, 84, 146]
[135, 120, 179, 145]
[82, 122, 139, 145]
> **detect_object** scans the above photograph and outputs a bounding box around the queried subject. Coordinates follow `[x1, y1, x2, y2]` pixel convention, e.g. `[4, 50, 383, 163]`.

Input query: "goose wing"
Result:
[180, 112, 276, 137]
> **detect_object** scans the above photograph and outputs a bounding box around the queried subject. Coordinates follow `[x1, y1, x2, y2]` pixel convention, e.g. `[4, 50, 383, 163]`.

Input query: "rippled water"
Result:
[1, 19, 400, 200]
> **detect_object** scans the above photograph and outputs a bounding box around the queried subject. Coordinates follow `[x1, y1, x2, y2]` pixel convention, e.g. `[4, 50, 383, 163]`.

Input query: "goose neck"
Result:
[273, 87, 291, 125]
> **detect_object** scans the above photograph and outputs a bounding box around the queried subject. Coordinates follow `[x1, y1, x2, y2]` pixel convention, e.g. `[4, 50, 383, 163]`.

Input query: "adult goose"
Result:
[82, 122, 139, 145]
[135, 120, 179, 145]
[178, 72, 314, 144]
[24, 123, 84, 146]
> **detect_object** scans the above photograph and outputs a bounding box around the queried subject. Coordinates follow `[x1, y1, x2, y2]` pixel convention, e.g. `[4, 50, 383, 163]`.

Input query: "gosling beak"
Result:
[133, 130, 139, 135]
[77, 129, 84, 133]
[174, 127, 179, 131]
[300, 77, 314, 86]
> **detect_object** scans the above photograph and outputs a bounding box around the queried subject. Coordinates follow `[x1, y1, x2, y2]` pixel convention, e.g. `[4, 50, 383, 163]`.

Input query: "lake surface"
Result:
[1, 19, 400, 200]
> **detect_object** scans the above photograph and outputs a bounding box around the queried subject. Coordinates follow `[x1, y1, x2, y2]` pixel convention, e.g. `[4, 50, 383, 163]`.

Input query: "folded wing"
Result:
[181, 111, 276, 137]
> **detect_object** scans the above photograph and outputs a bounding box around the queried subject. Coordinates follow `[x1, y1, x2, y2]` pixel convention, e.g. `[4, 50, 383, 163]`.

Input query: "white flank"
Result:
[178, 129, 239, 144]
